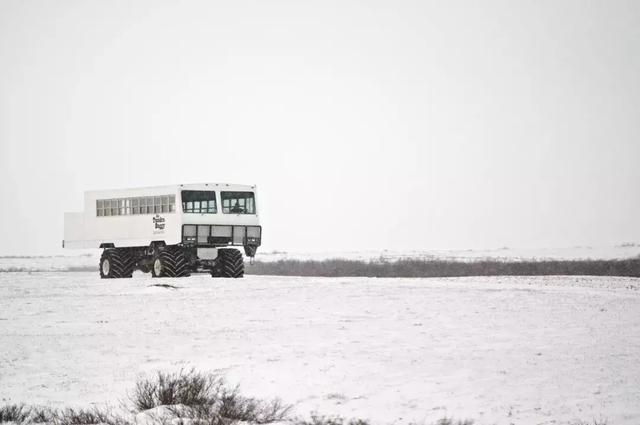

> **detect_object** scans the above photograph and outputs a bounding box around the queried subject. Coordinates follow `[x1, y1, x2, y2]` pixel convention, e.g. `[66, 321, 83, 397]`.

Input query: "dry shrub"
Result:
[0, 404, 31, 423]
[246, 257, 640, 278]
[51, 407, 123, 425]
[433, 419, 474, 425]
[294, 413, 371, 425]
[218, 393, 290, 423]
[131, 368, 225, 411]
[131, 368, 290, 424]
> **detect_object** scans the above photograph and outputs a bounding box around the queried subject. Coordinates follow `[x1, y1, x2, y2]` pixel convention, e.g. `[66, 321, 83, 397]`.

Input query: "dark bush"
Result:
[0, 405, 121, 425]
[29, 407, 55, 423]
[0, 404, 30, 423]
[432, 419, 474, 425]
[51, 407, 122, 425]
[218, 394, 290, 423]
[131, 368, 225, 411]
[130, 368, 290, 424]
[294, 413, 371, 425]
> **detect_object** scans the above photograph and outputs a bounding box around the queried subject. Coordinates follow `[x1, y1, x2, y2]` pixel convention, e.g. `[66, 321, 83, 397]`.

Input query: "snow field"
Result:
[0, 272, 639, 425]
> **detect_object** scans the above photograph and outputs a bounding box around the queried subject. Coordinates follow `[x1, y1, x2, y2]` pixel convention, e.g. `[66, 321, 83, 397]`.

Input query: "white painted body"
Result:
[63, 183, 260, 249]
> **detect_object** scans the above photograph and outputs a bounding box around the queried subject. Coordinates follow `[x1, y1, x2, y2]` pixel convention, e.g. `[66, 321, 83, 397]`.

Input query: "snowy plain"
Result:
[1, 265, 639, 425]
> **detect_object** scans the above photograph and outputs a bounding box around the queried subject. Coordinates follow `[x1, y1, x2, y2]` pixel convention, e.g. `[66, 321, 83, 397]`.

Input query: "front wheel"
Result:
[211, 249, 244, 278]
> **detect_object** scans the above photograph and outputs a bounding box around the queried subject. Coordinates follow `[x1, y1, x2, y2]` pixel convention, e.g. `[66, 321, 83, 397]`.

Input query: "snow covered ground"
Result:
[0, 254, 95, 272]
[1, 271, 639, 424]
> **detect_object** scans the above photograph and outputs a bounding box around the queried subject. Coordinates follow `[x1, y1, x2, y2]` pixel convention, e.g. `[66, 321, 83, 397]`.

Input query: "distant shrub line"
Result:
[3, 257, 639, 279]
[246, 257, 640, 278]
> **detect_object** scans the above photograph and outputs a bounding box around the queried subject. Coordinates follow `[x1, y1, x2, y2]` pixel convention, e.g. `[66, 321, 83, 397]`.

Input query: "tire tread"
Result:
[100, 249, 135, 279]
[212, 249, 244, 278]
[155, 247, 191, 278]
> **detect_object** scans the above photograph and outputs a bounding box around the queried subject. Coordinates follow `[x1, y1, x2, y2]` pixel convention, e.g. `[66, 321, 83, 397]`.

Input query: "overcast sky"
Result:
[1, 0, 639, 255]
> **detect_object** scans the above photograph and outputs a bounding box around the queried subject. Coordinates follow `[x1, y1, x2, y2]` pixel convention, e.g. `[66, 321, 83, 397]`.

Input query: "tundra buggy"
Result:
[63, 183, 261, 278]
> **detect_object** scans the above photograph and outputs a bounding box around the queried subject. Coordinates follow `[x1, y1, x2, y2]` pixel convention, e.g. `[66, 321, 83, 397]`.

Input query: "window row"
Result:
[96, 195, 176, 217]
[180, 191, 256, 214]
[95, 191, 255, 216]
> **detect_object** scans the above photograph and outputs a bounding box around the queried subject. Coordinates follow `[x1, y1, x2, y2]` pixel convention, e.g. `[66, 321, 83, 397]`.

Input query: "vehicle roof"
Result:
[85, 183, 256, 197]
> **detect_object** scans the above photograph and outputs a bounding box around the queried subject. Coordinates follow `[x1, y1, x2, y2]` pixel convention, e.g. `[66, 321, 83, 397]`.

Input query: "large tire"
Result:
[99, 249, 134, 279]
[151, 246, 191, 278]
[212, 249, 244, 278]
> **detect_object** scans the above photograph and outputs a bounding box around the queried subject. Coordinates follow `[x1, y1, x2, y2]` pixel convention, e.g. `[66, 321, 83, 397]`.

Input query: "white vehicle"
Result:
[63, 183, 261, 279]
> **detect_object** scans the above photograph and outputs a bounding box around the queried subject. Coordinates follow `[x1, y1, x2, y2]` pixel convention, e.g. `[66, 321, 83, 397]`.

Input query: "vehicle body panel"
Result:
[63, 183, 259, 249]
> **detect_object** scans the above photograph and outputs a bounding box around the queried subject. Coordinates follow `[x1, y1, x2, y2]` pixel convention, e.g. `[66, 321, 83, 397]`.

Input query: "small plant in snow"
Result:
[29, 407, 55, 424]
[218, 394, 290, 423]
[433, 418, 474, 425]
[131, 368, 226, 411]
[130, 368, 291, 424]
[571, 419, 609, 425]
[50, 407, 124, 425]
[294, 413, 371, 425]
[0, 404, 31, 423]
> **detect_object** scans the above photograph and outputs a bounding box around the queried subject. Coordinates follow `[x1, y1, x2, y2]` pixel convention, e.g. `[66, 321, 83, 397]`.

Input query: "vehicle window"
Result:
[182, 191, 217, 214]
[95, 195, 176, 217]
[132, 198, 139, 215]
[221, 191, 255, 214]
[96, 200, 104, 216]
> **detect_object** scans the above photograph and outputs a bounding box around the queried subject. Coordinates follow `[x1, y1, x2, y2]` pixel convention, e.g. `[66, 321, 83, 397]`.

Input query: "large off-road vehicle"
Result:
[63, 183, 261, 278]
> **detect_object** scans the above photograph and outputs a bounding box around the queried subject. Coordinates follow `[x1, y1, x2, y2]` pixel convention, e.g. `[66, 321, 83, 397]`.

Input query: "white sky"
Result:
[1, 0, 639, 255]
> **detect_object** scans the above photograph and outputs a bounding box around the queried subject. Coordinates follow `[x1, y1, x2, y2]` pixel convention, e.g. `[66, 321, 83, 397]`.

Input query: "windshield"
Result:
[181, 190, 217, 214]
[221, 191, 255, 214]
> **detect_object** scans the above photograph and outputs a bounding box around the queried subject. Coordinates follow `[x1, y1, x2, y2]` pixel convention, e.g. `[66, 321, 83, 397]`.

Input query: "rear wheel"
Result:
[99, 249, 134, 279]
[211, 248, 244, 278]
[151, 246, 191, 278]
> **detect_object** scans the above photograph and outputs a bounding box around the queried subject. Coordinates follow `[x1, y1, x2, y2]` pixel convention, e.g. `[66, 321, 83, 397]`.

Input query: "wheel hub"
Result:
[101, 258, 110, 276]
[153, 258, 162, 276]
